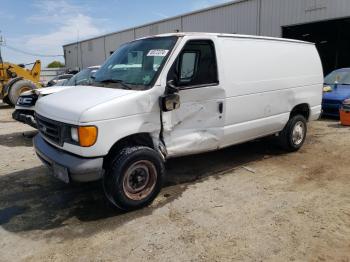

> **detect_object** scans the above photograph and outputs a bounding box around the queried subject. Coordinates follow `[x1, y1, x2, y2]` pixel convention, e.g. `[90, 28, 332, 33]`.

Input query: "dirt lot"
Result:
[0, 101, 349, 262]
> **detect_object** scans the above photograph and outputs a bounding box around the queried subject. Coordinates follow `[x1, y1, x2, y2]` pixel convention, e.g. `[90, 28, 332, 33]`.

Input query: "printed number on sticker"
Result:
[147, 49, 169, 57]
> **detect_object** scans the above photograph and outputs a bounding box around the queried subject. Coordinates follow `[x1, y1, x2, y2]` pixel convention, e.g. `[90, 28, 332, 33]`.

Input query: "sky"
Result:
[0, 0, 232, 67]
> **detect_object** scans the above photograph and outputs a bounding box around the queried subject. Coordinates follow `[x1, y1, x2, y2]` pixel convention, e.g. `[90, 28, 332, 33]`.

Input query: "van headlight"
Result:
[71, 127, 79, 142]
[343, 98, 350, 105]
[70, 126, 98, 147]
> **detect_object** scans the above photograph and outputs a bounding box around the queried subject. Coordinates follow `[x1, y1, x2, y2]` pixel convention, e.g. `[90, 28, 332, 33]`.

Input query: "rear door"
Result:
[161, 39, 226, 157]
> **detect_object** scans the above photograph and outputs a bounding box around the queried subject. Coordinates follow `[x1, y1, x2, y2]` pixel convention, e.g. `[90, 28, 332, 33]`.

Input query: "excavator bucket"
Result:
[30, 60, 41, 82]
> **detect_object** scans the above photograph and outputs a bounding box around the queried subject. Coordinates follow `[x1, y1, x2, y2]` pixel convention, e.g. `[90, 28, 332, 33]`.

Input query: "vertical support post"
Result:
[256, 0, 262, 36]
[180, 16, 184, 32]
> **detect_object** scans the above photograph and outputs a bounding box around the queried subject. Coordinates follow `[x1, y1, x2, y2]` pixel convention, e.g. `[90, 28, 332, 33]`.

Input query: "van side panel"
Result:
[218, 37, 323, 148]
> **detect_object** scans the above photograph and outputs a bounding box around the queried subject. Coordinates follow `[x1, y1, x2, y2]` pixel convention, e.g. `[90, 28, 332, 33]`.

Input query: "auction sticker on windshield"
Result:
[147, 49, 169, 57]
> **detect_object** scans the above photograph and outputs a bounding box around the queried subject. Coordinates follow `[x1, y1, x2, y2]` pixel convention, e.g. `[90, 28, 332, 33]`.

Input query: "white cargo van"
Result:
[33, 33, 323, 210]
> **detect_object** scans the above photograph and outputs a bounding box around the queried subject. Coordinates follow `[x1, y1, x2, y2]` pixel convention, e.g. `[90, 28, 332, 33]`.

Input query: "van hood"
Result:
[35, 86, 137, 123]
[36, 85, 74, 96]
[20, 86, 74, 97]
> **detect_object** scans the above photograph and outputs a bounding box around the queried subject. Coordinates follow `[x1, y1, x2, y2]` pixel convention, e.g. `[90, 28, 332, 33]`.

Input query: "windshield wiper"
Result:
[96, 78, 132, 89]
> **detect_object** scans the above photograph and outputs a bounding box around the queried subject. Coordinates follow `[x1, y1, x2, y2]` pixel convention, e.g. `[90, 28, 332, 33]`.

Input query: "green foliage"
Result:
[47, 61, 65, 68]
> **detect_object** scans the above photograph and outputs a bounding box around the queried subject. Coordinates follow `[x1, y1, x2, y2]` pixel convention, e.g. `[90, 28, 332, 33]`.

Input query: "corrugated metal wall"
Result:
[182, 0, 258, 34]
[260, 0, 350, 37]
[64, 44, 78, 70]
[80, 37, 106, 68]
[63, 0, 350, 69]
[105, 30, 135, 58]
[135, 18, 182, 38]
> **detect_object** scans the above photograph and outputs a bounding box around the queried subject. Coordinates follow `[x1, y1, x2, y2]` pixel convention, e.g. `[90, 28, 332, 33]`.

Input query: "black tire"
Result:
[103, 146, 165, 211]
[2, 95, 12, 106]
[279, 115, 307, 152]
[8, 80, 37, 105]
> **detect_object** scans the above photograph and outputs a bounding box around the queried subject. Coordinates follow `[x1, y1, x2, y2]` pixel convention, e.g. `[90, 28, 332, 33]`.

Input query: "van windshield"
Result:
[93, 36, 178, 90]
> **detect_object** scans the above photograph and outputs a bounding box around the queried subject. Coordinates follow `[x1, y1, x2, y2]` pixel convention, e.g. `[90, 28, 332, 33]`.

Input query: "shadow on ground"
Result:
[0, 103, 11, 110]
[327, 123, 349, 129]
[0, 131, 37, 147]
[0, 137, 285, 239]
[319, 115, 350, 129]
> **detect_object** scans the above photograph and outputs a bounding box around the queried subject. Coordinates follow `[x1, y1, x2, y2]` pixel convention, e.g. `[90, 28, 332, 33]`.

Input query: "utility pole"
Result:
[0, 31, 4, 87]
[0, 31, 4, 63]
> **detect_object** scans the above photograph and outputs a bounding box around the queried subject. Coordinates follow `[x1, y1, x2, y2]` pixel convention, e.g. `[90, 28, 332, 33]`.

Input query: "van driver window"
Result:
[180, 52, 198, 82]
[168, 40, 218, 87]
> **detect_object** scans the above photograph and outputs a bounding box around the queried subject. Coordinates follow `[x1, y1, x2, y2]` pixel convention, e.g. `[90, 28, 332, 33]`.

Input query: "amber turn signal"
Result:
[78, 126, 97, 147]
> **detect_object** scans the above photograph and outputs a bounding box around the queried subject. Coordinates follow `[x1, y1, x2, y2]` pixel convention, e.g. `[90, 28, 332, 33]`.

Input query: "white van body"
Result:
[33, 33, 323, 209]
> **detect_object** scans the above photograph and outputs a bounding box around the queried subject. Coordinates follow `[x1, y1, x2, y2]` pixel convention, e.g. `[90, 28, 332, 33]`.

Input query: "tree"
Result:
[47, 61, 65, 68]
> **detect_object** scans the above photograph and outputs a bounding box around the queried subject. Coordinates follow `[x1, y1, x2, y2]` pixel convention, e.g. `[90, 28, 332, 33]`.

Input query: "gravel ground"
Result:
[0, 101, 349, 262]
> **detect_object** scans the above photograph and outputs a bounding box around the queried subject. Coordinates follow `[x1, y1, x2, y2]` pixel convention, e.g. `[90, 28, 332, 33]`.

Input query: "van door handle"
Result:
[218, 102, 223, 114]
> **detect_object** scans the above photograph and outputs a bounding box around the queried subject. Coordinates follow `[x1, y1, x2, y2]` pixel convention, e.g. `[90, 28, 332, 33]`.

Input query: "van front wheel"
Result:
[279, 115, 307, 152]
[103, 146, 165, 211]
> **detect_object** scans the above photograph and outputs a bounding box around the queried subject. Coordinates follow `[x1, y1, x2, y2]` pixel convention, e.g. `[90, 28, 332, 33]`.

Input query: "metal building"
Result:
[63, 0, 350, 75]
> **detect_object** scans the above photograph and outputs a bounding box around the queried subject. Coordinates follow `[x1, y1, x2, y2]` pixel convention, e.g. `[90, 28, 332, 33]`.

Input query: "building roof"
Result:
[63, 0, 250, 47]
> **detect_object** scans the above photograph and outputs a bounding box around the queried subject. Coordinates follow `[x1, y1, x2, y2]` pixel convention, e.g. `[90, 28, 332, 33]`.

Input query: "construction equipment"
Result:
[0, 59, 42, 106]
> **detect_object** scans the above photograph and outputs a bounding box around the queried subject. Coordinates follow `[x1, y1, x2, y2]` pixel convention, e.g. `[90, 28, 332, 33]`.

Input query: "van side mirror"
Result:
[160, 93, 180, 112]
[166, 79, 179, 94]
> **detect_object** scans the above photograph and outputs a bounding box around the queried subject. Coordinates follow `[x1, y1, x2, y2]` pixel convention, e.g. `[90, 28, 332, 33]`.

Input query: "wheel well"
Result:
[103, 133, 155, 169]
[290, 104, 310, 120]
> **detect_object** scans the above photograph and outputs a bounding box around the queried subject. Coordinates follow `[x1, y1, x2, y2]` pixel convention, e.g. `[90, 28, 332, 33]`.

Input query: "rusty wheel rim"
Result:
[122, 160, 157, 201]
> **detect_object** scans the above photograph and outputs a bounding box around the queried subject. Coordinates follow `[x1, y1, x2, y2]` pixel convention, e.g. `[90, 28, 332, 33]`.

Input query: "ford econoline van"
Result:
[33, 33, 323, 210]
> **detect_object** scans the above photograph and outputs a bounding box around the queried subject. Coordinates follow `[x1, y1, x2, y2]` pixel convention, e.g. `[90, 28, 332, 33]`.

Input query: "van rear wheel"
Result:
[103, 146, 165, 211]
[279, 115, 307, 152]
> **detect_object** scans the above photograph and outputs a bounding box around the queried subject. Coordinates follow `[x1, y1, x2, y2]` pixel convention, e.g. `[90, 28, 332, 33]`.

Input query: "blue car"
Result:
[322, 68, 350, 117]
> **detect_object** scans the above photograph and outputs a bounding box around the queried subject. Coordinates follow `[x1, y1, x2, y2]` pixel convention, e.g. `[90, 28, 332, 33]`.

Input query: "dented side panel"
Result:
[157, 36, 226, 158]
[162, 86, 226, 157]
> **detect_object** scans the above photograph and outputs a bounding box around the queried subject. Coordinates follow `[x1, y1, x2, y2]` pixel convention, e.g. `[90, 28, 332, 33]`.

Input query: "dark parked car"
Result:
[63, 65, 100, 86]
[322, 68, 350, 117]
[46, 74, 73, 87]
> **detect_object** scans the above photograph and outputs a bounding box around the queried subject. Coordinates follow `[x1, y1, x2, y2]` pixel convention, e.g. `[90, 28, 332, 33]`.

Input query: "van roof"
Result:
[141, 32, 313, 45]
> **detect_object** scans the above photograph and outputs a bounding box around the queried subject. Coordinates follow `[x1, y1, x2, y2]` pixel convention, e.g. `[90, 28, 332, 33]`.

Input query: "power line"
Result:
[3, 44, 64, 57]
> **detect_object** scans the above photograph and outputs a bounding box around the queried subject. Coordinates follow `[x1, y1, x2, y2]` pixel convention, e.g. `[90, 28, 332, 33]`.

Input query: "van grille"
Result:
[36, 114, 62, 145]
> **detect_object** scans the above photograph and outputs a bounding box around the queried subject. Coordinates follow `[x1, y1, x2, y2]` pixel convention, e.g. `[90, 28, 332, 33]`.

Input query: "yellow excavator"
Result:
[0, 59, 42, 106]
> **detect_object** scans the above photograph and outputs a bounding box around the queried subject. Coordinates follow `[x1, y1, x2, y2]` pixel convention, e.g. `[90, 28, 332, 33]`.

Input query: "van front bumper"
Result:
[12, 109, 37, 128]
[33, 134, 104, 183]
